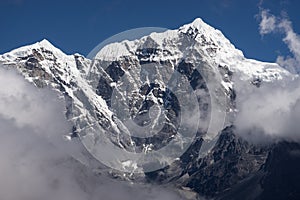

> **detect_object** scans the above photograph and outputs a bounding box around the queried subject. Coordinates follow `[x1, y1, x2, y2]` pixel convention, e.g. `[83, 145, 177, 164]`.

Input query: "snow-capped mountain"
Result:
[0, 18, 298, 199]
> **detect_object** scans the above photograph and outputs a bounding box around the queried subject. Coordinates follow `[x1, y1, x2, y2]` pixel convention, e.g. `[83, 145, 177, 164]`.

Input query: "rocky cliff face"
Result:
[217, 141, 300, 200]
[1, 18, 299, 199]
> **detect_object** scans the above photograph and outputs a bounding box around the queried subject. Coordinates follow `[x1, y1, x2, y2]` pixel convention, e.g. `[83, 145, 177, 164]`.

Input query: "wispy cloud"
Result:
[257, 6, 300, 73]
[276, 18, 300, 73]
[258, 9, 276, 35]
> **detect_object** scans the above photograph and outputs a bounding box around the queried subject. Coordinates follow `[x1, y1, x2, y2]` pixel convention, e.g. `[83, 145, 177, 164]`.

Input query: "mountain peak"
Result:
[190, 18, 206, 28]
[33, 39, 65, 55]
[0, 39, 68, 63]
[179, 18, 216, 34]
[178, 18, 244, 57]
[38, 39, 56, 49]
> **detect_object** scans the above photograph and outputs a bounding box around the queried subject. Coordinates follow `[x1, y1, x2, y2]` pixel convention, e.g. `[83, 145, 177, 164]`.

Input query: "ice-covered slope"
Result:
[0, 18, 294, 176]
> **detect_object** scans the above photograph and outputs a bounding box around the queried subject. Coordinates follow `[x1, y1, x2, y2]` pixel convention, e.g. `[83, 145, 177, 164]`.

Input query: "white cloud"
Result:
[0, 67, 185, 200]
[0, 68, 70, 137]
[234, 76, 300, 143]
[258, 9, 276, 35]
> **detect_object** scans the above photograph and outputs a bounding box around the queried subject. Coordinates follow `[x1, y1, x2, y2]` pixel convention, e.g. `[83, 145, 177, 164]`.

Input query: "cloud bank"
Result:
[0, 67, 185, 200]
[234, 76, 300, 143]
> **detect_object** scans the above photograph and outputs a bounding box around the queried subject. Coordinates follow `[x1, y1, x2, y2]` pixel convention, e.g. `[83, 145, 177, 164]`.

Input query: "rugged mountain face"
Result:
[217, 141, 300, 200]
[1, 18, 299, 199]
[185, 126, 269, 196]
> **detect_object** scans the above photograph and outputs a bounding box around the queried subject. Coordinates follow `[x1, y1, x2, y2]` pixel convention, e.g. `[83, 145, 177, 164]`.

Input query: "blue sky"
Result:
[0, 0, 299, 63]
